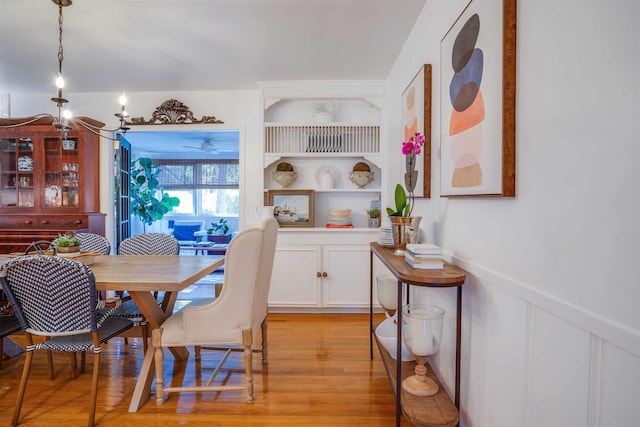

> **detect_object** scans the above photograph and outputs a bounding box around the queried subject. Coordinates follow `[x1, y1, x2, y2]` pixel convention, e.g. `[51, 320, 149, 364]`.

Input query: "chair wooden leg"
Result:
[47, 350, 54, 380]
[12, 350, 33, 426]
[69, 352, 77, 379]
[261, 317, 268, 364]
[194, 345, 201, 359]
[80, 351, 86, 373]
[88, 351, 100, 427]
[142, 325, 149, 353]
[152, 328, 165, 406]
[214, 282, 223, 297]
[242, 329, 254, 403]
[0, 337, 4, 371]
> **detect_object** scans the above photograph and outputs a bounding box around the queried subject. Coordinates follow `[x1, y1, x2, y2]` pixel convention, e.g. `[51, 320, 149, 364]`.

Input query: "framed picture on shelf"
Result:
[267, 189, 315, 228]
[440, 0, 516, 197]
[401, 64, 432, 198]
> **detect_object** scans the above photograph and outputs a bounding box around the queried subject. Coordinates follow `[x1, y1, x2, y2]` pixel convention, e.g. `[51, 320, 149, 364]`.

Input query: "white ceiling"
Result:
[1, 0, 426, 158]
[0, 0, 426, 94]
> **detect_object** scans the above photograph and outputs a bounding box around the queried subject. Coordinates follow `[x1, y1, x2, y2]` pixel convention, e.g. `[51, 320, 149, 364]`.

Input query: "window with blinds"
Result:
[155, 159, 239, 190]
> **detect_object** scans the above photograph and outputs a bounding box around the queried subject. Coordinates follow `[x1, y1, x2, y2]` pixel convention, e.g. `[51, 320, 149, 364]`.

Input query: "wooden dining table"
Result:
[0, 253, 225, 412]
[89, 254, 225, 412]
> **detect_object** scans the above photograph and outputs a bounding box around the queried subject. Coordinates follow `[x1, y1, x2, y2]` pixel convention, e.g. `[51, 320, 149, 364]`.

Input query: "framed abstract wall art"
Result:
[440, 0, 516, 197]
[401, 64, 432, 198]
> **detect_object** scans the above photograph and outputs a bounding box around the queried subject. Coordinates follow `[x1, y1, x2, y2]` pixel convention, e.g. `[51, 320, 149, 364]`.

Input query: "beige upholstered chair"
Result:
[152, 218, 278, 405]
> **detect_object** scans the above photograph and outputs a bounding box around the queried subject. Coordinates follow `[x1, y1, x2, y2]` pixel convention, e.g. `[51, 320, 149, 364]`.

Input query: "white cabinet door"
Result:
[268, 245, 321, 308]
[322, 244, 371, 308]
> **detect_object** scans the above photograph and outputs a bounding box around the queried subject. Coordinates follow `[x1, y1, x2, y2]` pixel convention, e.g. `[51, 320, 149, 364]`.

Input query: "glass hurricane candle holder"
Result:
[375, 275, 414, 361]
[376, 274, 398, 318]
[402, 304, 445, 396]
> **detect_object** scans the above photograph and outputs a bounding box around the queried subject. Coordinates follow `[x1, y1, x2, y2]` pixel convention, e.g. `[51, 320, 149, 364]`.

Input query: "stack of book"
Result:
[404, 243, 444, 269]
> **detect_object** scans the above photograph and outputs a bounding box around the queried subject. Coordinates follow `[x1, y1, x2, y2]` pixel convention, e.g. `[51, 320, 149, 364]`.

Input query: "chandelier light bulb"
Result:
[119, 93, 127, 106]
[55, 74, 65, 89]
[62, 109, 73, 120]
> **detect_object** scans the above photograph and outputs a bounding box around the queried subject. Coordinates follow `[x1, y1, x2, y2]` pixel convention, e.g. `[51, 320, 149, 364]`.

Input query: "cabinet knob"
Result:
[75, 219, 82, 225]
[322, 272, 328, 278]
[42, 219, 49, 224]
[316, 272, 322, 278]
[24, 219, 32, 225]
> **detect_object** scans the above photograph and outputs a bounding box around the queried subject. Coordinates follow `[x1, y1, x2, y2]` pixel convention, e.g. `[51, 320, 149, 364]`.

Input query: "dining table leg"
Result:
[127, 290, 188, 412]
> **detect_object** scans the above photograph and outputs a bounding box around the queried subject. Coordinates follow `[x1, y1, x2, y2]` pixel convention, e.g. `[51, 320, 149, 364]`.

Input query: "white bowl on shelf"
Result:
[375, 315, 415, 361]
[329, 208, 351, 217]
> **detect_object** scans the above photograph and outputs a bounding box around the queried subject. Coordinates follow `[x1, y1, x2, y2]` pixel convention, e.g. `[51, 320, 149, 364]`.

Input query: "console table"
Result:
[369, 242, 466, 427]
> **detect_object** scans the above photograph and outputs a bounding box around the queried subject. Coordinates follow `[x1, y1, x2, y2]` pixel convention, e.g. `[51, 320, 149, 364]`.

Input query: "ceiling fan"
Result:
[182, 139, 232, 153]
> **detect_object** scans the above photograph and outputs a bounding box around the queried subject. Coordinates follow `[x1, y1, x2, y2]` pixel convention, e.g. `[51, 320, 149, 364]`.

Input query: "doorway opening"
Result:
[123, 129, 241, 242]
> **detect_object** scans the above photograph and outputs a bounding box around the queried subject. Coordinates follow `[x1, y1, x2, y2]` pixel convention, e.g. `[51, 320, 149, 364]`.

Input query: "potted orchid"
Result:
[401, 132, 425, 216]
[386, 132, 425, 252]
[387, 132, 425, 217]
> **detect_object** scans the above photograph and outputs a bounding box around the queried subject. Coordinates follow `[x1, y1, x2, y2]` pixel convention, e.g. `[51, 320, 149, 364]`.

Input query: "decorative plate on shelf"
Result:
[17, 156, 33, 171]
[314, 165, 341, 189]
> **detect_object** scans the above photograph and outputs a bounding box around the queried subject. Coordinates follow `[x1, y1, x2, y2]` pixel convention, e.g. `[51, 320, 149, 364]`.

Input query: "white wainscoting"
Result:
[413, 253, 640, 427]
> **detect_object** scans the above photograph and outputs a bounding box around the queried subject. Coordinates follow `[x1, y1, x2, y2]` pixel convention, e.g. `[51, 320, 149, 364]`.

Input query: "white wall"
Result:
[385, 0, 640, 426]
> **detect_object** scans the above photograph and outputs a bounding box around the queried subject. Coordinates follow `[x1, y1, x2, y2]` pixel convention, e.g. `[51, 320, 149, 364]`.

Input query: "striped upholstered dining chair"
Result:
[114, 233, 180, 350]
[0, 306, 21, 371]
[73, 233, 112, 371]
[76, 232, 111, 255]
[0, 255, 132, 426]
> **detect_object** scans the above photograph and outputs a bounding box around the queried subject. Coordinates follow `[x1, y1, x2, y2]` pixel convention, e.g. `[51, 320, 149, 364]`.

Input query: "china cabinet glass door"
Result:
[43, 136, 80, 208]
[0, 137, 35, 208]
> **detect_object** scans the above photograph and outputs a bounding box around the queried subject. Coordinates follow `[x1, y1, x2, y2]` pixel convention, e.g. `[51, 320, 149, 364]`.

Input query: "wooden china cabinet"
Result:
[0, 117, 106, 254]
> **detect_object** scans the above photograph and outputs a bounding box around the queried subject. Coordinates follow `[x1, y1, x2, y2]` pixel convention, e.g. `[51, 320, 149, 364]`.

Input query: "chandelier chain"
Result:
[0, 0, 127, 140]
[57, 2, 64, 75]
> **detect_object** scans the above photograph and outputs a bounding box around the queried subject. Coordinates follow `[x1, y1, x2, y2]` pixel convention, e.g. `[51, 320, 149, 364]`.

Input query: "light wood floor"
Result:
[0, 313, 416, 426]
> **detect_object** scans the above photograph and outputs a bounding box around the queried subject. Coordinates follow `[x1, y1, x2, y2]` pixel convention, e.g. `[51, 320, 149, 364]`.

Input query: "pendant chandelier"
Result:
[0, 0, 129, 140]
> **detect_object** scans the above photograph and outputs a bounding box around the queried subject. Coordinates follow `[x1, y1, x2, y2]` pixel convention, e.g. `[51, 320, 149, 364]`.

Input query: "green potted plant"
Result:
[386, 132, 426, 252]
[53, 232, 81, 253]
[207, 218, 230, 242]
[386, 184, 413, 254]
[130, 157, 180, 231]
[366, 207, 381, 228]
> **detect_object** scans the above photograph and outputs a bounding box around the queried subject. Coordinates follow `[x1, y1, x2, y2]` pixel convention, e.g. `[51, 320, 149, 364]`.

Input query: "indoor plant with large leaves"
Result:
[130, 157, 180, 230]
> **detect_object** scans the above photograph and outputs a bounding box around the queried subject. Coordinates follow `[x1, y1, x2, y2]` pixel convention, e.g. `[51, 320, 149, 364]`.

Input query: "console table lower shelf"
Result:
[374, 325, 459, 427]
